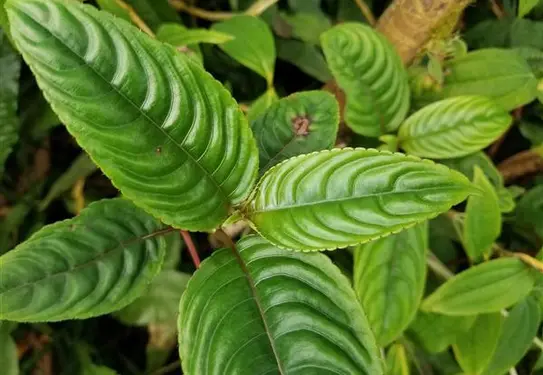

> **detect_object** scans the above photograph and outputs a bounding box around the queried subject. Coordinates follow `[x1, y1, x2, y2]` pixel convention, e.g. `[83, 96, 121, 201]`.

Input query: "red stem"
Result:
[180, 230, 201, 268]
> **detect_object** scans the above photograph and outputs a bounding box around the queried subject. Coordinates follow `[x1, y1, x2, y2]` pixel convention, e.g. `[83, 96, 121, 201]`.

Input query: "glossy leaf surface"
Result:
[212, 15, 275, 85]
[252, 91, 339, 173]
[7, 0, 259, 231]
[0, 29, 20, 178]
[483, 296, 541, 375]
[421, 258, 536, 315]
[354, 223, 427, 346]
[0, 199, 167, 322]
[178, 235, 383, 375]
[398, 96, 512, 159]
[321, 23, 410, 136]
[244, 148, 473, 251]
[464, 167, 501, 262]
[409, 312, 475, 353]
[452, 313, 503, 375]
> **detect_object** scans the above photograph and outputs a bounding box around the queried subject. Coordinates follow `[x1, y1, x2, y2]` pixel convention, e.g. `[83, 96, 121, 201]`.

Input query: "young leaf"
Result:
[244, 148, 473, 251]
[7, 0, 259, 231]
[421, 258, 536, 315]
[178, 235, 384, 374]
[252, 91, 339, 173]
[0, 323, 18, 375]
[276, 39, 332, 83]
[408, 311, 476, 353]
[463, 167, 501, 262]
[321, 23, 410, 137]
[386, 343, 410, 375]
[398, 96, 512, 159]
[354, 223, 427, 346]
[0, 198, 168, 322]
[452, 313, 503, 375]
[157, 23, 233, 46]
[116, 270, 191, 326]
[0, 28, 20, 179]
[483, 297, 541, 375]
[212, 15, 275, 85]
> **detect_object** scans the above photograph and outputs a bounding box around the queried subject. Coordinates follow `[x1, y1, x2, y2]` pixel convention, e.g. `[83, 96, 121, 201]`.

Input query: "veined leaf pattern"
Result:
[321, 23, 410, 137]
[178, 235, 384, 375]
[244, 148, 473, 251]
[6, 0, 258, 231]
[398, 96, 512, 159]
[0, 199, 167, 322]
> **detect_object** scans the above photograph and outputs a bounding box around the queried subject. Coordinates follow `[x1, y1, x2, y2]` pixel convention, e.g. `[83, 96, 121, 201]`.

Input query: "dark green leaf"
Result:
[276, 39, 332, 83]
[178, 235, 384, 374]
[244, 148, 473, 251]
[281, 11, 331, 45]
[421, 258, 536, 315]
[123, 0, 180, 31]
[0, 198, 167, 322]
[0, 323, 18, 375]
[246, 87, 278, 123]
[252, 91, 339, 173]
[354, 223, 427, 346]
[517, 185, 543, 236]
[7, 0, 259, 231]
[321, 23, 410, 136]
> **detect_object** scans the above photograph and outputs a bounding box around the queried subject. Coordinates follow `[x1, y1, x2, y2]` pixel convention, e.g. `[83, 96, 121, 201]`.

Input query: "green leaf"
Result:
[162, 231, 182, 269]
[519, 0, 540, 18]
[212, 15, 275, 85]
[463, 167, 502, 262]
[0, 323, 18, 375]
[178, 235, 384, 374]
[39, 152, 98, 211]
[386, 343, 410, 375]
[0, 28, 20, 178]
[116, 270, 190, 326]
[123, 0, 180, 31]
[252, 91, 339, 174]
[354, 223, 427, 346]
[452, 313, 503, 375]
[281, 11, 331, 45]
[516, 185, 543, 236]
[0, 198, 167, 322]
[516, 47, 543, 78]
[276, 39, 332, 83]
[398, 96, 512, 159]
[409, 311, 476, 353]
[483, 297, 541, 375]
[155, 23, 204, 62]
[421, 258, 536, 315]
[96, 0, 131, 23]
[426, 49, 538, 111]
[321, 23, 410, 137]
[157, 23, 233, 46]
[243, 148, 473, 252]
[7, 0, 259, 231]
[246, 87, 278, 123]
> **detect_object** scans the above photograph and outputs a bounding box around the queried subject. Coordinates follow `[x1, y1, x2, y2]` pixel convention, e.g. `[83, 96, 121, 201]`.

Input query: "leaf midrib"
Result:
[249, 186, 468, 215]
[18, 7, 231, 203]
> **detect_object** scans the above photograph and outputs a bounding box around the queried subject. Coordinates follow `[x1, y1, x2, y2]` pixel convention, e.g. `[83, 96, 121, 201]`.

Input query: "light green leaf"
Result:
[116, 270, 190, 326]
[452, 313, 503, 375]
[157, 23, 233, 46]
[276, 39, 332, 83]
[464, 167, 502, 262]
[0, 28, 20, 178]
[252, 91, 339, 174]
[123, 0, 180, 31]
[441, 152, 514, 213]
[212, 15, 275, 85]
[386, 343, 410, 375]
[354, 223, 427, 346]
[0, 323, 18, 375]
[39, 152, 98, 211]
[409, 311, 476, 353]
[519, 0, 540, 18]
[178, 235, 384, 375]
[421, 258, 536, 315]
[155, 23, 203, 62]
[426, 49, 538, 111]
[96, 0, 131, 22]
[516, 47, 543, 78]
[162, 231, 182, 269]
[7, 0, 259, 231]
[0, 198, 167, 322]
[246, 87, 278, 123]
[483, 297, 541, 375]
[281, 11, 331, 45]
[398, 96, 512, 159]
[243, 148, 473, 252]
[321, 23, 410, 137]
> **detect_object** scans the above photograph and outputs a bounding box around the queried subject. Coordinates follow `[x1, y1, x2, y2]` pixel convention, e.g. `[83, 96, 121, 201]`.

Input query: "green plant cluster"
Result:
[1, 0, 543, 374]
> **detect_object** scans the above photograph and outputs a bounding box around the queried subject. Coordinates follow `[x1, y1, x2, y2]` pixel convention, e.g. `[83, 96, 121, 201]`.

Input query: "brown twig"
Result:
[489, 0, 505, 19]
[116, 0, 155, 37]
[498, 149, 543, 183]
[169, 0, 277, 21]
[493, 244, 543, 274]
[213, 228, 237, 250]
[180, 230, 201, 268]
[353, 0, 376, 26]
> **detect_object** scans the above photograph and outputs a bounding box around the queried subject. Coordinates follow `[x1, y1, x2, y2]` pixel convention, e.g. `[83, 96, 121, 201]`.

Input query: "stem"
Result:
[169, 0, 238, 21]
[115, 0, 155, 37]
[245, 0, 279, 16]
[509, 368, 519, 375]
[426, 251, 454, 280]
[353, 0, 376, 26]
[490, 0, 505, 19]
[180, 230, 201, 268]
[214, 228, 237, 250]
